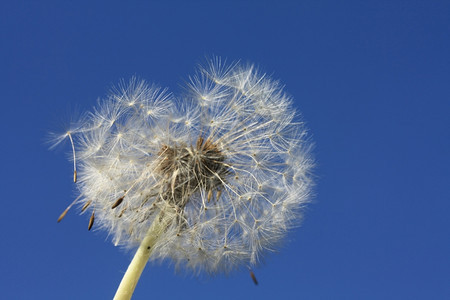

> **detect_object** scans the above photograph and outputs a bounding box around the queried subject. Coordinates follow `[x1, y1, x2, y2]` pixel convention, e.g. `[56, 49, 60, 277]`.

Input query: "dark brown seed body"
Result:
[112, 196, 125, 209]
[250, 270, 258, 285]
[88, 212, 95, 230]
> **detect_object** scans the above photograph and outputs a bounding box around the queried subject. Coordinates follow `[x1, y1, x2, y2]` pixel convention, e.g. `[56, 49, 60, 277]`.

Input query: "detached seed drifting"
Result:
[88, 212, 95, 230]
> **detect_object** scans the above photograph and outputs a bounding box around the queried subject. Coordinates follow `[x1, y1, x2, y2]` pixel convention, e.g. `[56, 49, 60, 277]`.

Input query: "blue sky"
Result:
[1, 1, 449, 299]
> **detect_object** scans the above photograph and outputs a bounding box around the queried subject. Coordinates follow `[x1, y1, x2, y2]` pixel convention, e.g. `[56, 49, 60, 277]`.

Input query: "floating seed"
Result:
[88, 212, 95, 230]
[250, 270, 258, 285]
[57, 208, 69, 223]
[81, 200, 92, 213]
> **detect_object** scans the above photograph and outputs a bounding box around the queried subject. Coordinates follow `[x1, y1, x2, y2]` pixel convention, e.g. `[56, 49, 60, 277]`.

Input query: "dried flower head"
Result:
[53, 58, 314, 276]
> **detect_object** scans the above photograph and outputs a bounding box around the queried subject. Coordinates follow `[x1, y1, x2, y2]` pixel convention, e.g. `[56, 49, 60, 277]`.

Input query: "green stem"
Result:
[113, 214, 168, 300]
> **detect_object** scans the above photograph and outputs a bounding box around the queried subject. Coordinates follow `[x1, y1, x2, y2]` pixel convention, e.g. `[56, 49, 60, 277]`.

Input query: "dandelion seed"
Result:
[207, 189, 213, 202]
[249, 269, 259, 285]
[88, 211, 95, 231]
[81, 200, 92, 213]
[57, 194, 83, 222]
[52, 58, 314, 300]
[112, 196, 125, 209]
[57, 208, 69, 223]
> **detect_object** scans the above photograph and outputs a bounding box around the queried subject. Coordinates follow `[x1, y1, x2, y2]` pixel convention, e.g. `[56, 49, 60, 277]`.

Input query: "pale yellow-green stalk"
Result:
[113, 211, 171, 300]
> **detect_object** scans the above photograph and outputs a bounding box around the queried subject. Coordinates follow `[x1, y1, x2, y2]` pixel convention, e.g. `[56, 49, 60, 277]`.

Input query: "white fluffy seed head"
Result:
[54, 59, 314, 275]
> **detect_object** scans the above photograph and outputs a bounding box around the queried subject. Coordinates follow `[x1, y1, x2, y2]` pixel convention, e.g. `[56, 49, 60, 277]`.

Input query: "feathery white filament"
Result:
[55, 59, 314, 275]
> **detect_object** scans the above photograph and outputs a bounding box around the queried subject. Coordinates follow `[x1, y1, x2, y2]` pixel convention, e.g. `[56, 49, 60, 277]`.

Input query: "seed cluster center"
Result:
[157, 136, 229, 208]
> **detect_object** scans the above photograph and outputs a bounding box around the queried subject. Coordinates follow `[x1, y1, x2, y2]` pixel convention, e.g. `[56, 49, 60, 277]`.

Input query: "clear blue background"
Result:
[1, 1, 449, 299]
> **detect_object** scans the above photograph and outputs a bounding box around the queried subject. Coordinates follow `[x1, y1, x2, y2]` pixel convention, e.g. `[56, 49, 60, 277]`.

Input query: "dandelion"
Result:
[52, 58, 314, 299]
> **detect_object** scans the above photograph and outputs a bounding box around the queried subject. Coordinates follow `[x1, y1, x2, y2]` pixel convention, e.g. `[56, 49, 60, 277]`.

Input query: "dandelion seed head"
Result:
[54, 59, 314, 275]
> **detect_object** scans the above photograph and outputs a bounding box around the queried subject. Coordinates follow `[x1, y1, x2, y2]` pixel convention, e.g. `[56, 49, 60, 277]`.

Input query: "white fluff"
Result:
[54, 58, 314, 275]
